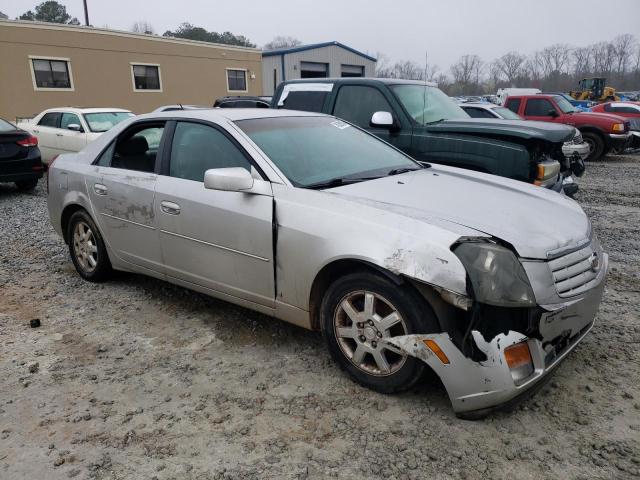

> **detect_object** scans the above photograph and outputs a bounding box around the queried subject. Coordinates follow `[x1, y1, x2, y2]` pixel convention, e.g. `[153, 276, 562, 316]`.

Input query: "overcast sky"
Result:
[3, 0, 639, 71]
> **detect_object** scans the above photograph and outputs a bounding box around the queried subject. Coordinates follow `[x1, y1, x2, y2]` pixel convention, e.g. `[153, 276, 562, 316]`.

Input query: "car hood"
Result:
[328, 166, 590, 259]
[422, 118, 575, 143]
[564, 111, 627, 124]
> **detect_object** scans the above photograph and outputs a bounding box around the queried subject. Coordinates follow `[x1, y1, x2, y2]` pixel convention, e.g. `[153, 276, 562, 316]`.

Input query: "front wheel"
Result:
[582, 132, 605, 161]
[320, 272, 439, 393]
[67, 210, 112, 282]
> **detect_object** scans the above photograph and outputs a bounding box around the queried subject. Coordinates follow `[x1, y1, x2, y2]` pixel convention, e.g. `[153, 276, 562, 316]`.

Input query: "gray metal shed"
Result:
[262, 41, 376, 95]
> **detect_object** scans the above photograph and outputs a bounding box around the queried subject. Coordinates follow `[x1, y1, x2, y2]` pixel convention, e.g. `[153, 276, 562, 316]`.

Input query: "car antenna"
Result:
[422, 51, 428, 125]
[179, 104, 184, 110]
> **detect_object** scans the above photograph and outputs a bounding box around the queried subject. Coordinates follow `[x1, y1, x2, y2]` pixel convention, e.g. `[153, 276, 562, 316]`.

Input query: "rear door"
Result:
[154, 120, 275, 307]
[331, 84, 412, 151]
[87, 121, 166, 272]
[30, 112, 60, 162]
[57, 112, 88, 154]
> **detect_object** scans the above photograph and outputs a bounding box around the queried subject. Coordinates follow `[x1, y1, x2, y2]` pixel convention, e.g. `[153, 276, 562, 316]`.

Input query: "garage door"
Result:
[300, 62, 328, 78]
[341, 64, 364, 77]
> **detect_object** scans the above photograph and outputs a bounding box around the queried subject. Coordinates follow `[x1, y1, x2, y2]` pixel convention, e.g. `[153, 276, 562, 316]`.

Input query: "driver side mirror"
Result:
[548, 110, 559, 118]
[370, 111, 397, 130]
[67, 123, 83, 132]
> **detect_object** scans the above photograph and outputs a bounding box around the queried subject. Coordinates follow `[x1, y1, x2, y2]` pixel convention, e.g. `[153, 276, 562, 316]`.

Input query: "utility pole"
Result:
[82, 0, 89, 26]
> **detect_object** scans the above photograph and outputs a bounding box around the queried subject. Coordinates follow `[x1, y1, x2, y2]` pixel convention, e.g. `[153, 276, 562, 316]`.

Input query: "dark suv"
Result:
[272, 78, 583, 192]
[0, 118, 43, 191]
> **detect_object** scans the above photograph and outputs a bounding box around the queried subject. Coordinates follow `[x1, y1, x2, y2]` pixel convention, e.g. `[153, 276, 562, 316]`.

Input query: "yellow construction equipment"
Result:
[570, 77, 620, 103]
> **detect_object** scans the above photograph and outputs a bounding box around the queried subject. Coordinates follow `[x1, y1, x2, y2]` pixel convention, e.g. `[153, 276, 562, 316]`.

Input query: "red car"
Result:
[591, 102, 640, 150]
[505, 94, 631, 160]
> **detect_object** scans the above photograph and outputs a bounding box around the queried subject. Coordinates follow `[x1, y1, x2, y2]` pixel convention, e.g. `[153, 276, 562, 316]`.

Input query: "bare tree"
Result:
[131, 21, 155, 35]
[450, 54, 484, 94]
[494, 51, 527, 85]
[263, 36, 302, 51]
[572, 47, 592, 77]
[539, 44, 571, 76]
[612, 34, 636, 76]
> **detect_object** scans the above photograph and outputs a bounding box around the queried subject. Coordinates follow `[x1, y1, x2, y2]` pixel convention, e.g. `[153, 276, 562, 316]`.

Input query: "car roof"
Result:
[281, 77, 437, 87]
[460, 103, 498, 109]
[42, 107, 133, 114]
[135, 108, 326, 122]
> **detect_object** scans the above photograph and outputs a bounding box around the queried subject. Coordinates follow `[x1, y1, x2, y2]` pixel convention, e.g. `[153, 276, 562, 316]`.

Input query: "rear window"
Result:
[279, 91, 328, 112]
[38, 112, 61, 127]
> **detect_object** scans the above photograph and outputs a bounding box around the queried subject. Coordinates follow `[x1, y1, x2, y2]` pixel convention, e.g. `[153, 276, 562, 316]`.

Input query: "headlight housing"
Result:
[611, 123, 625, 133]
[453, 241, 536, 307]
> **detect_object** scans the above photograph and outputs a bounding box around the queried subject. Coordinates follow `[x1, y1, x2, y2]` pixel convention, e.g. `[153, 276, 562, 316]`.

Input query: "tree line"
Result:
[377, 34, 640, 95]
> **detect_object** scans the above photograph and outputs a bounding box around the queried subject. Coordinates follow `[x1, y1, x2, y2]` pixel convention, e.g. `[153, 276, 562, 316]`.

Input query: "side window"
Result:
[281, 91, 328, 112]
[96, 142, 116, 167]
[611, 106, 638, 114]
[38, 112, 61, 127]
[169, 122, 251, 182]
[524, 98, 555, 116]
[333, 86, 393, 129]
[110, 124, 165, 172]
[61, 113, 82, 130]
[505, 98, 521, 113]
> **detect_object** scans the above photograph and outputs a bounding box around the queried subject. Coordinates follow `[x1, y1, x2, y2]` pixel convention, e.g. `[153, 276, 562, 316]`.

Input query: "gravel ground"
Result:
[1, 155, 639, 480]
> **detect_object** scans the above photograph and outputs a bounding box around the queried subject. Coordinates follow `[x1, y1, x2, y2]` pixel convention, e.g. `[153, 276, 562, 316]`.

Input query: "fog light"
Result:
[423, 339, 450, 365]
[504, 342, 533, 384]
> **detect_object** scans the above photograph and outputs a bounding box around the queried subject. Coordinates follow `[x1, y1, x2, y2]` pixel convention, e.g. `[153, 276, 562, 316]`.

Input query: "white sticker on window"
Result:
[330, 120, 350, 129]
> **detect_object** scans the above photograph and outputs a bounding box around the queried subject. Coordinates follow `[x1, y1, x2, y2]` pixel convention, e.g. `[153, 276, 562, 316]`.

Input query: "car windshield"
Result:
[554, 96, 577, 114]
[83, 112, 134, 132]
[390, 84, 469, 125]
[236, 116, 421, 188]
[493, 107, 522, 120]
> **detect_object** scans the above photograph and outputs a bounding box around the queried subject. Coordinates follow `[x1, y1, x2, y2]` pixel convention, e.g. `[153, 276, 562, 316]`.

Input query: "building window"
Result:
[30, 57, 73, 90]
[227, 69, 247, 92]
[131, 64, 161, 91]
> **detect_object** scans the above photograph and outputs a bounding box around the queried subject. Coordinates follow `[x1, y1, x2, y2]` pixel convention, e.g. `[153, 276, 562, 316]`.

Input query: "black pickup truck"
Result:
[272, 78, 584, 193]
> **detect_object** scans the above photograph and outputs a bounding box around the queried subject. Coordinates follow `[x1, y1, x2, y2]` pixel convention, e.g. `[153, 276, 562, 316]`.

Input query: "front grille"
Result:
[572, 131, 583, 144]
[548, 243, 600, 297]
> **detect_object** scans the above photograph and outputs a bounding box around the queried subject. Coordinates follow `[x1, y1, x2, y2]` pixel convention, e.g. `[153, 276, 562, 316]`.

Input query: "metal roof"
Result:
[262, 41, 376, 62]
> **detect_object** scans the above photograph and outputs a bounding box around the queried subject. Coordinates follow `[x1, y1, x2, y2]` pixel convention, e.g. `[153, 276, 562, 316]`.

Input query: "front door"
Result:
[155, 120, 274, 307]
[522, 98, 562, 123]
[87, 122, 166, 272]
[56, 112, 88, 154]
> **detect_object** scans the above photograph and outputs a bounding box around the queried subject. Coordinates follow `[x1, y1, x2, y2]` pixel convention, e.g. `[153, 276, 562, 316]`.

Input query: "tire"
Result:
[320, 271, 439, 393]
[582, 132, 605, 161]
[67, 210, 112, 282]
[15, 179, 38, 191]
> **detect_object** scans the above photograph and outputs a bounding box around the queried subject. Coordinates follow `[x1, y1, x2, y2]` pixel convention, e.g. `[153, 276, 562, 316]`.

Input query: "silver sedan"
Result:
[47, 109, 608, 417]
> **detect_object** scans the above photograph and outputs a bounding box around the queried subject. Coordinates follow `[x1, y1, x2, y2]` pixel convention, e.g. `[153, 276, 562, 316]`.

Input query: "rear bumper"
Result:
[0, 151, 44, 183]
[387, 253, 608, 417]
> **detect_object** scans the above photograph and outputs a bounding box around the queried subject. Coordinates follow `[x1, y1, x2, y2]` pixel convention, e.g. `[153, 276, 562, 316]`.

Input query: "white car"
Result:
[21, 108, 134, 163]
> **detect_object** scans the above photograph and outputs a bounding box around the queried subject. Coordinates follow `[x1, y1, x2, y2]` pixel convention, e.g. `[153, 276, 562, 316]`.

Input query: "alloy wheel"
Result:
[333, 291, 408, 376]
[72, 221, 98, 273]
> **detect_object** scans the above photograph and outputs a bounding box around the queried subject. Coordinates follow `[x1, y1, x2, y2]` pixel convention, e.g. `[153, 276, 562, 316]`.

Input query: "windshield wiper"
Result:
[388, 166, 429, 175]
[424, 118, 445, 125]
[304, 176, 383, 190]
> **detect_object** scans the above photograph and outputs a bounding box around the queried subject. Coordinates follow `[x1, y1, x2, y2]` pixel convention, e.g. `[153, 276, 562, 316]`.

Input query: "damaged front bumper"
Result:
[387, 252, 608, 417]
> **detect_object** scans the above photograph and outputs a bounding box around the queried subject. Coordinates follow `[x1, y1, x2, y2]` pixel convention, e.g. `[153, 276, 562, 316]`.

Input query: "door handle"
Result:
[56, 133, 63, 137]
[93, 183, 108, 195]
[32, 129, 39, 134]
[161, 201, 181, 215]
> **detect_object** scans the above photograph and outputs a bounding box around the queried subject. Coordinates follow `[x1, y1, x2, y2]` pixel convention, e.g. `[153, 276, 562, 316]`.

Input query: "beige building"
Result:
[0, 20, 263, 122]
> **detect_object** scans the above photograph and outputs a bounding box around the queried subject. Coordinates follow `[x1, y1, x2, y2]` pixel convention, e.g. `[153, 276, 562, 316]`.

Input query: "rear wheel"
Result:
[15, 179, 38, 191]
[582, 132, 605, 161]
[67, 210, 112, 282]
[320, 272, 439, 393]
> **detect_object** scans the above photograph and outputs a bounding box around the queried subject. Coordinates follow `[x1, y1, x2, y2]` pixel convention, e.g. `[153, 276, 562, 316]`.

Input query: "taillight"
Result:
[17, 136, 38, 147]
